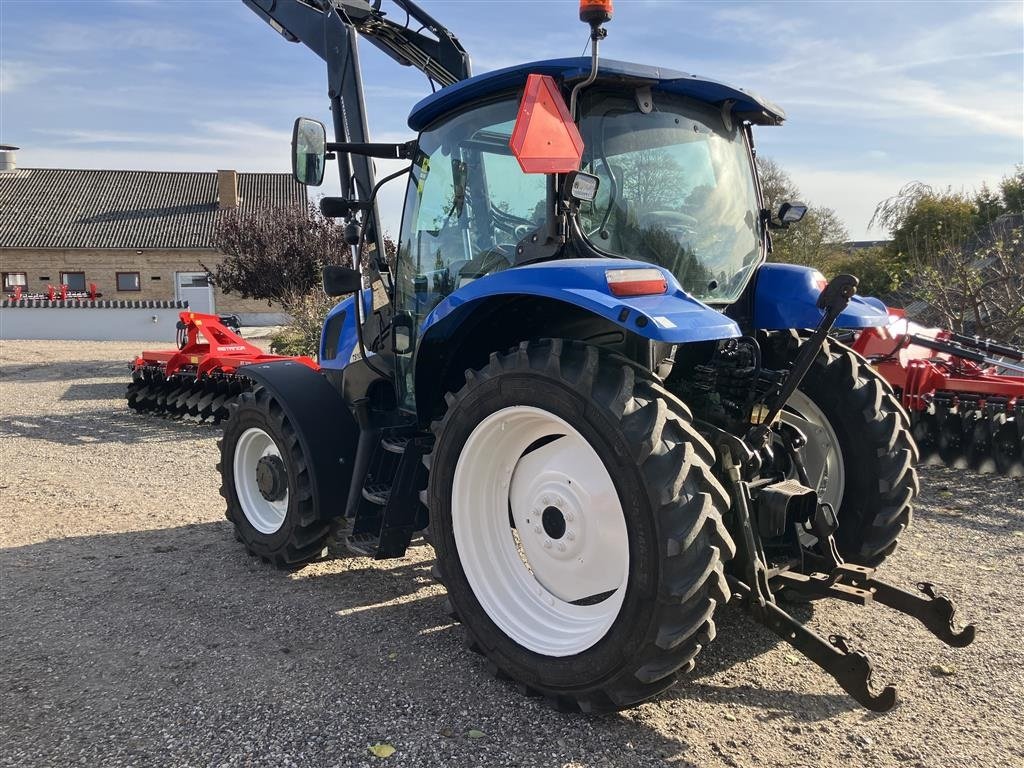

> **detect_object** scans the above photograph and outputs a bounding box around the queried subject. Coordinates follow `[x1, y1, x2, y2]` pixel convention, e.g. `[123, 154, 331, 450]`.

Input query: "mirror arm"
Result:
[325, 140, 418, 160]
[761, 208, 786, 230]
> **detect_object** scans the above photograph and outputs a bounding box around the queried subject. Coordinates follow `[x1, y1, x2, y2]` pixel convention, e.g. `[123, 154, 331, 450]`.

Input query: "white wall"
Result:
[0, 304, 188, 341]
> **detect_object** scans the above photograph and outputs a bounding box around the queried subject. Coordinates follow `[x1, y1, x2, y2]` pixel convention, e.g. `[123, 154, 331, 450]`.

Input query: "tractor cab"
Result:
[397, 57, 785, 328]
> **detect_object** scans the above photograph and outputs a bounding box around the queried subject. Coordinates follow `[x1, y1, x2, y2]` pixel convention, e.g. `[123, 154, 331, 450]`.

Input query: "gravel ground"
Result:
[1, 339, 1022, 768]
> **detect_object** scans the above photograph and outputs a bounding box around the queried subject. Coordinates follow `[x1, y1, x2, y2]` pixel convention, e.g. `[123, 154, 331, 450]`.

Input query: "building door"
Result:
[175, 272, 214, 314]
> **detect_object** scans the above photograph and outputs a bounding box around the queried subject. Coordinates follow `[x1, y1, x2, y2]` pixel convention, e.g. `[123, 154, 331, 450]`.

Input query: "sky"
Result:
[1, 0, 1022, 240]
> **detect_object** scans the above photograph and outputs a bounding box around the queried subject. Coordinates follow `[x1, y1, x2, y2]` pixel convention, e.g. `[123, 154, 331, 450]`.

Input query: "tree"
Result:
[207, 204, 397, 357]
[999, 164, 1024, 215]
[755, 157, 849, 271]
[973, 183, 1004, 229]
[870, 183, 975, 264]
[913, 224, 1024, 343]
[871, 170, 1024, 344]
[207, 204, 350, 306]
[826, 246, 902, 299]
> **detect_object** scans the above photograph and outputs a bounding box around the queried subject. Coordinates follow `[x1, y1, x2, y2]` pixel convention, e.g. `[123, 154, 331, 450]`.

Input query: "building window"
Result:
[2, 272, 27, 292]
[60, 271, 86, 291]
[116, 272, 141, 292]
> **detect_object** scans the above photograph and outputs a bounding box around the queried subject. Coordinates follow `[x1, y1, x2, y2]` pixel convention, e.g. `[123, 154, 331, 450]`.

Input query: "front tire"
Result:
[426, 340, 735, 712]
[219, 388, 331, 567]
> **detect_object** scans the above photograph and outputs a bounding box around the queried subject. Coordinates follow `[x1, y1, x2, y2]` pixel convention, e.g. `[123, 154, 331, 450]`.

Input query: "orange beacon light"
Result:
[579, 0, 613, 26]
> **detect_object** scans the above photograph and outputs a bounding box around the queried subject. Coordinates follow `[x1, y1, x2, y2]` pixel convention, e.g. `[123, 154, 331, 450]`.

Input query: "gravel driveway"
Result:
[2, 340, 1022, 768]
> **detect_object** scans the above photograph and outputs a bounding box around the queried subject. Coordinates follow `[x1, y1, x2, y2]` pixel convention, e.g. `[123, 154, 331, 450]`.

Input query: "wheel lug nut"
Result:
[557, 543, 566, 552]
[544, 539, 552, 549]
[534, 525, 542, 534]
[566, 532, 575, 541]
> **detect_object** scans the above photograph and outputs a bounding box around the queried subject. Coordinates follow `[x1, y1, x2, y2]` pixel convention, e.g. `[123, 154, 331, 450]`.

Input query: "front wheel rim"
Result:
[780, 390, 846, 512]
[233, 427, 289, 535]
[451, 406, 630, 657]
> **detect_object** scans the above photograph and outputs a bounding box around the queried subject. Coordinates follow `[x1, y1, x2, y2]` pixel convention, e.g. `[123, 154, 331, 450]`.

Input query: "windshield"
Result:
[577, 91, 763, 302]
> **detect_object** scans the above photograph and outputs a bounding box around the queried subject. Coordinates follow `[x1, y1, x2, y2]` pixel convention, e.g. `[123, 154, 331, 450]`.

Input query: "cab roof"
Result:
[408, 57, 785, 132]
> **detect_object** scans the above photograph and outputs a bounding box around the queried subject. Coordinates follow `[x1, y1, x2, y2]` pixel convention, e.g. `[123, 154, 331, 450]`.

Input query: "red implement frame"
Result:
[852, 310, 1024, 412]
[132, 311, 318, 378]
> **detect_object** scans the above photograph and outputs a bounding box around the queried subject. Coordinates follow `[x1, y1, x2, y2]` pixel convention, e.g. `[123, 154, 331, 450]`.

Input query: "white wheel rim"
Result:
[780, 390, 846, 512]
[233, 427, 289, 535]
[451, 406, 630, 657]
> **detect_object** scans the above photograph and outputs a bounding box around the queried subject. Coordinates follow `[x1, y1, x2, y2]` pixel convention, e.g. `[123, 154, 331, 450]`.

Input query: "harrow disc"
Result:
[962, 409, 996, 473]
[992, 413, 1023, 477]
[936, 407, 967, 469]
[125, 369, 252, 424]
[126, 368, 164, 415]
[910, 406, 942, 466]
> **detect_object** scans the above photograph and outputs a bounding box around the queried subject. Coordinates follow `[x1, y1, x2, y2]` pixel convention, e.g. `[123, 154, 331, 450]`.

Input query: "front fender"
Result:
[419, 258, 741, 344]
[752, 263, 889, 330]
[236, 360, 359, 519]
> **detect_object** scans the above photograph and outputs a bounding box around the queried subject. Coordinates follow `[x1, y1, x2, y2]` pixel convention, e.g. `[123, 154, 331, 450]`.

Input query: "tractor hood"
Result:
[408, 57, 785, 131]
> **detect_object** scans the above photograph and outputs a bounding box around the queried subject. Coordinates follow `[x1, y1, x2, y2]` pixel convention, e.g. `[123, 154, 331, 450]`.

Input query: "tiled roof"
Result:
[0, 168, 307, 249]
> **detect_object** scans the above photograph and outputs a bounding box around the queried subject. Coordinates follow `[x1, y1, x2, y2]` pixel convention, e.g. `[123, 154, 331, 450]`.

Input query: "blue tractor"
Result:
[223, 0, 974, 712]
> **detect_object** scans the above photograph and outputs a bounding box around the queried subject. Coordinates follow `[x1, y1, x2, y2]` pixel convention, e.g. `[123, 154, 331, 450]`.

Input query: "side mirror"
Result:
[323, 265, 362, 297]
[777, 201, 808, 227]
[391, 311, 414, 355]
[292, 117, 327, 187]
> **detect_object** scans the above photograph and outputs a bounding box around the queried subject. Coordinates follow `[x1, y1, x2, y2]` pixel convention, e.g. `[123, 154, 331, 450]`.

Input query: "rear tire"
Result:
[219, 388, 331, 567]
[766, 333, 919, 568]
[426, 340, 735, 712]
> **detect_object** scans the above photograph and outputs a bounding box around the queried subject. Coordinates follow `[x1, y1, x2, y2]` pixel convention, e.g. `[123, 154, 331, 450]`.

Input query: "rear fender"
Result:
[413, 258, 741, 419]
[752, 263, 889, 330]
[419, 258, 740, 343]
[236, 360, 359, 519]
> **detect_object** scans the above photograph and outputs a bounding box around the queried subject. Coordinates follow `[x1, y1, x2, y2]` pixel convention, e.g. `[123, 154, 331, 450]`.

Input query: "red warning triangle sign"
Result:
[509, 74, 585, 174]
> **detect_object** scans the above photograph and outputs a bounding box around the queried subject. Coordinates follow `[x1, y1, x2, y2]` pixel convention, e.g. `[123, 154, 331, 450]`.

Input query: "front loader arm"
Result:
[243, 0, 382, 259]
[241, 1, 469, 262]
[243, 1, 470, 86]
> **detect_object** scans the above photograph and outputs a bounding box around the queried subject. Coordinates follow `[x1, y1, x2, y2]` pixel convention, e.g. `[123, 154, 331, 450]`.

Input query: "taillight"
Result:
[605, 268, 668, 297]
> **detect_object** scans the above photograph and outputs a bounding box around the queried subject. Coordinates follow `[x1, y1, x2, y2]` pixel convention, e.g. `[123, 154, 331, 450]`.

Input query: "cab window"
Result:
[396, 97, 547, 323]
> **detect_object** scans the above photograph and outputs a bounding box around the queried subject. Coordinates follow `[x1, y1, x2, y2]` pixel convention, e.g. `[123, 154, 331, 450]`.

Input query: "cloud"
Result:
[711, 2, 1023, 140]
[0, 60, 77, 94]
[33, 120, 289, 150]
[37, 20, 203, 53]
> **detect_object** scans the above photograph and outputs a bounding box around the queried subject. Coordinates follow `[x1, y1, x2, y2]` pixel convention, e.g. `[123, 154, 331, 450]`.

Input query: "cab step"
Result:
[344, 531, 381, 557]
[362, 483, 391, 506]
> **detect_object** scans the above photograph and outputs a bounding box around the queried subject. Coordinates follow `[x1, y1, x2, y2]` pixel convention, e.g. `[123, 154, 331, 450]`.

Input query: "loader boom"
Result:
[242, 0, 471, 260]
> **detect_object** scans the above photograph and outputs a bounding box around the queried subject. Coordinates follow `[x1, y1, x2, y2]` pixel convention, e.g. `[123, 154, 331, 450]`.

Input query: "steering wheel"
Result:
[459, 243, 516, 281]
[638, 210, 698, 232]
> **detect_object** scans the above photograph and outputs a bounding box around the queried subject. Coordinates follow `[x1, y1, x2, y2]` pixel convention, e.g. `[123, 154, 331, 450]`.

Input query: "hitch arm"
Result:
[730, 578, 898, 712]
[835, 565, 977, 648]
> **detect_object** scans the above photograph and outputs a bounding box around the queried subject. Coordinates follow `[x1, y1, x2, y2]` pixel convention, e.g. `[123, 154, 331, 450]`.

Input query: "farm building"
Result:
[0, 153, 306, 324]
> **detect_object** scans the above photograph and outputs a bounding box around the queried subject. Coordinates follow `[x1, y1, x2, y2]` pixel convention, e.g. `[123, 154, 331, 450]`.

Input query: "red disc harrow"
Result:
[853, 311, 1024, 475]
[126, 312, 318, 423]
